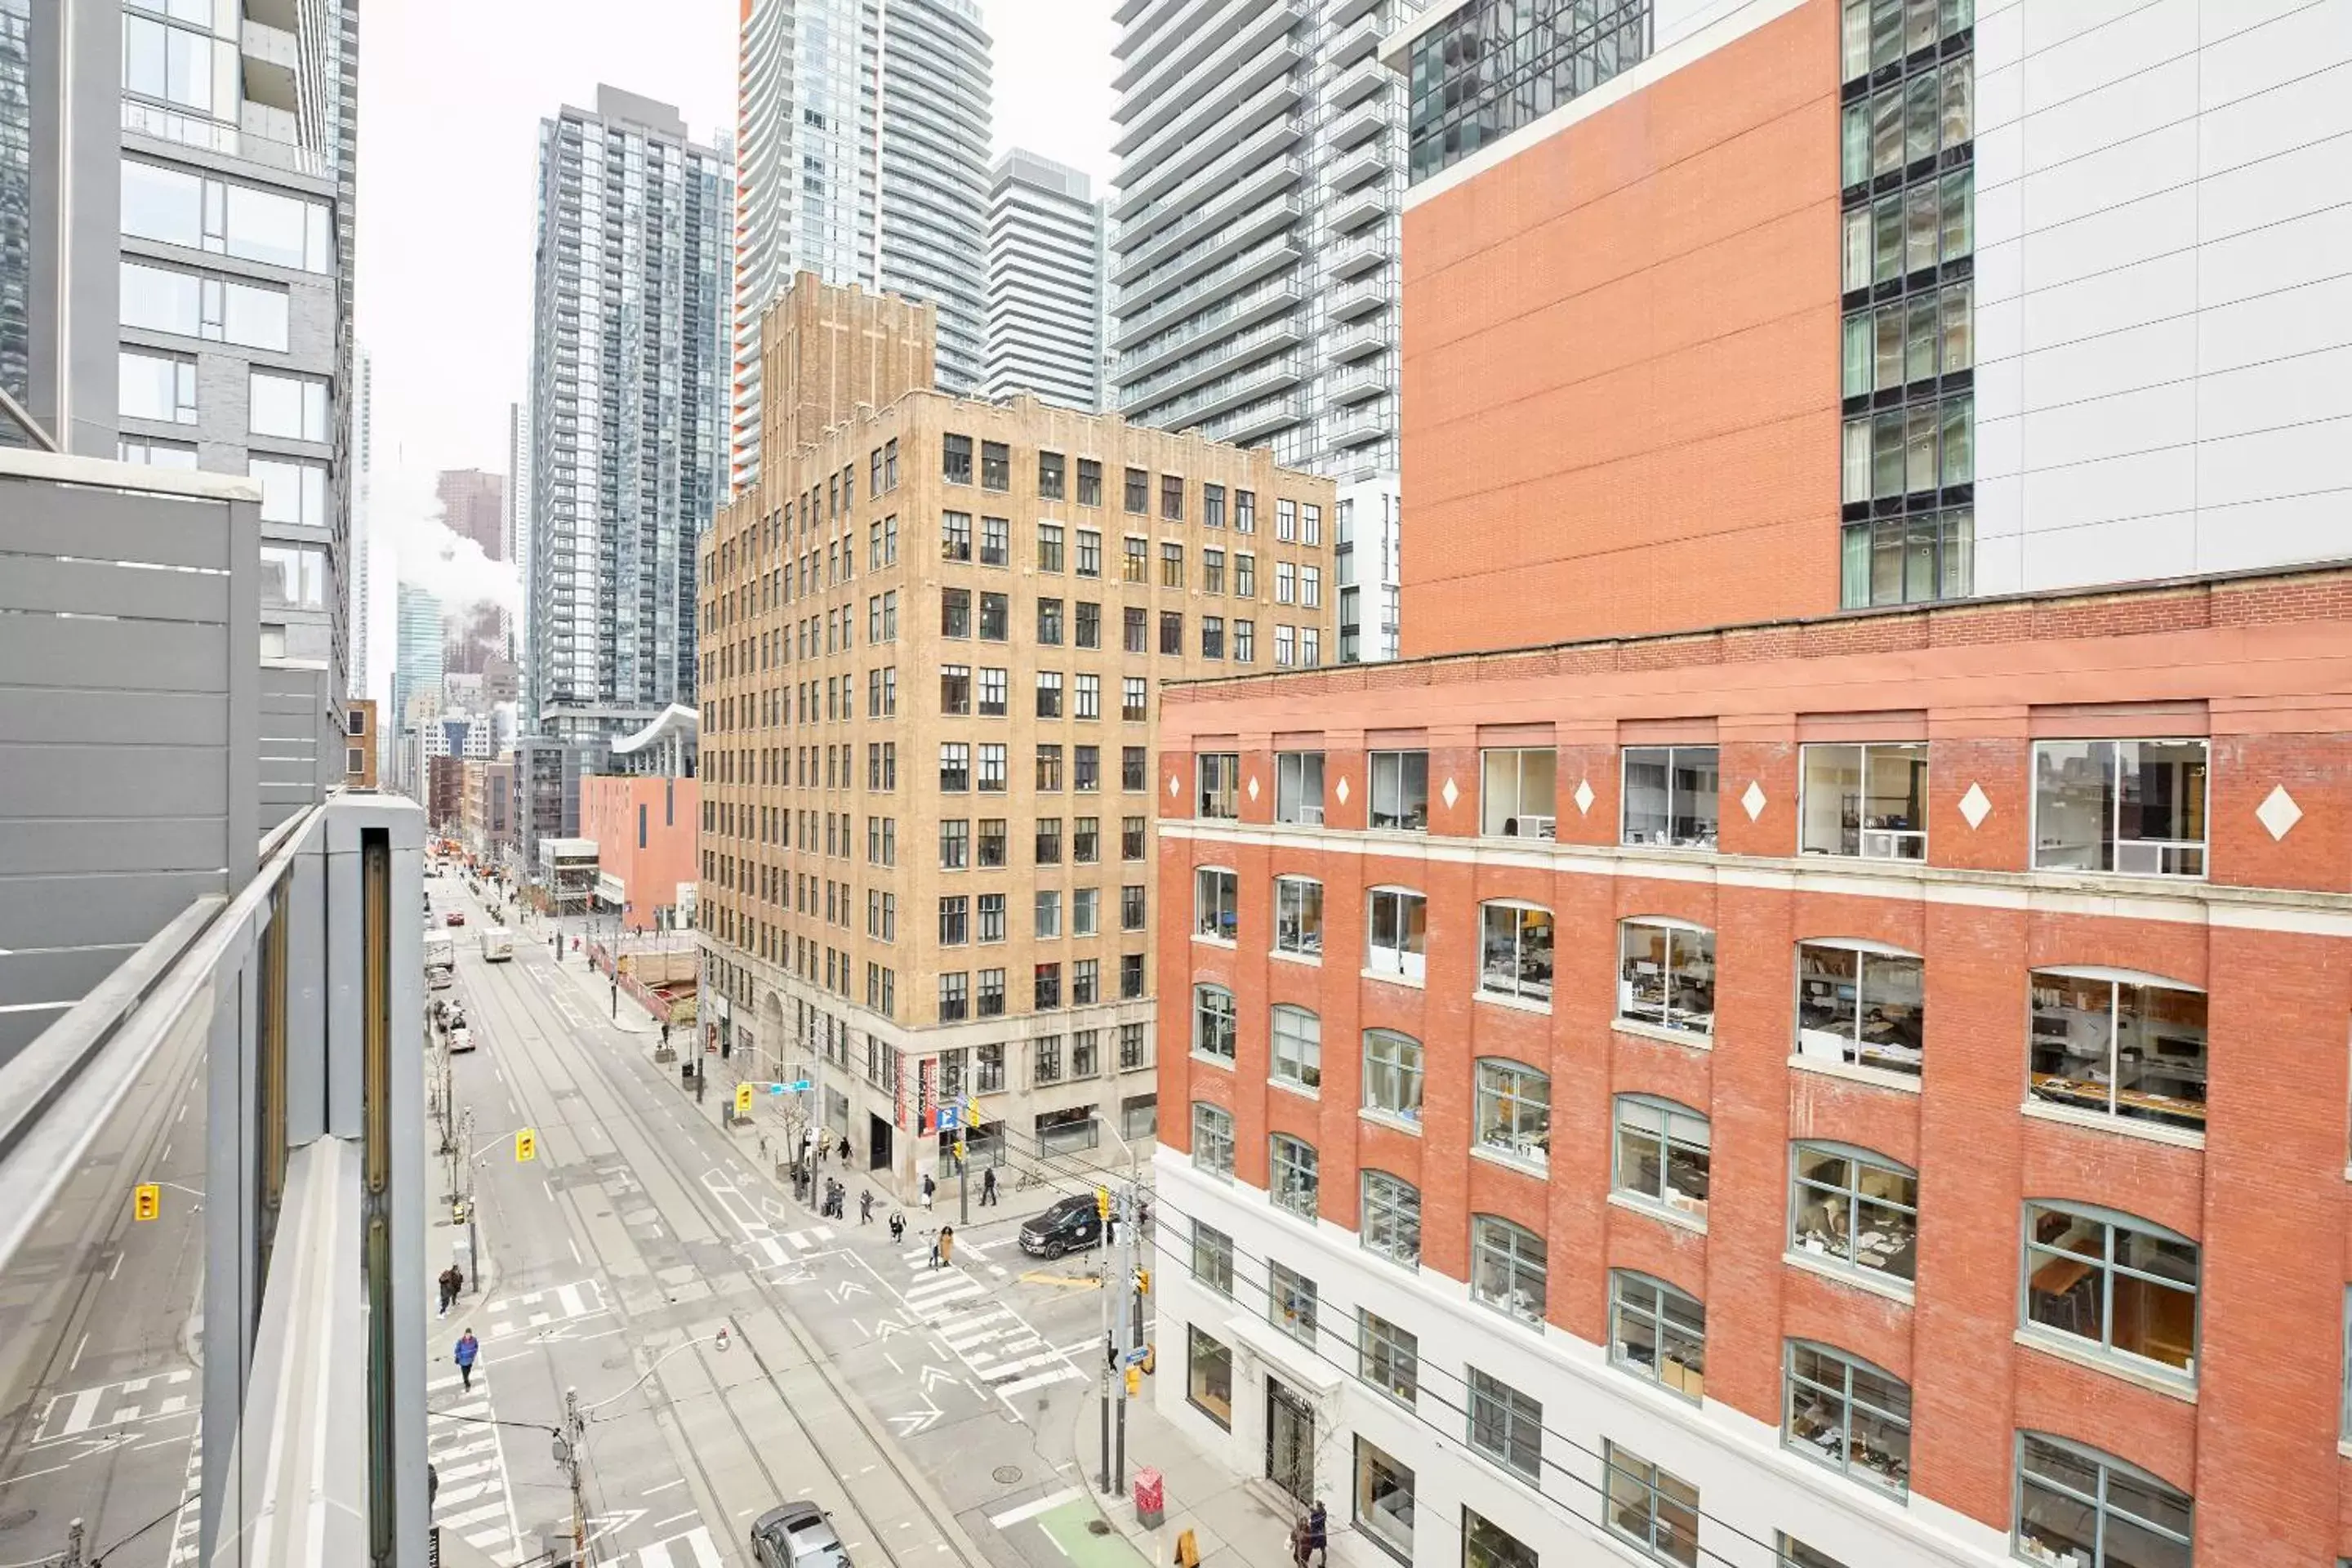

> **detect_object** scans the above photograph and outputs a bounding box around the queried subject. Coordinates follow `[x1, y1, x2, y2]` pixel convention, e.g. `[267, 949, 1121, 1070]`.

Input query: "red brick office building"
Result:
[1145, 1, 2352, 1565]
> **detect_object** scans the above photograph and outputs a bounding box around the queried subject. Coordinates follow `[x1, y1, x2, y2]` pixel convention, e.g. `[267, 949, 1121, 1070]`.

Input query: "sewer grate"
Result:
[991, 1466, 1022, 1485]
[1086, 1521, 1112, 1537]
[0, 1509, 35, 1535]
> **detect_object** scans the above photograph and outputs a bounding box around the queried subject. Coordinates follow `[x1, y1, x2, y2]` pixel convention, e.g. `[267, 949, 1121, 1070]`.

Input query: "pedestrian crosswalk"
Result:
[746, 1223, 834, 1267]
[165, 1426, 203, 1566]
[427, 1365, 518, 1561]
[893, 1250, 1085, 1408]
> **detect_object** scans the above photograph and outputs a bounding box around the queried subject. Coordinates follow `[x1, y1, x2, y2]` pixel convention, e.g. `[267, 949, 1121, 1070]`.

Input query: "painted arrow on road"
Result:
[872, 1316, 909, 1339]
[888, 1396, 942, 1436]
[920, 1364, 961, 1392]
[826, 1280, 869, 1303]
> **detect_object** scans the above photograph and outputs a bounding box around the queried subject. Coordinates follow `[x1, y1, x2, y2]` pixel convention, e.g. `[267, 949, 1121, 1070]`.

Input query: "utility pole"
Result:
[1096, 1183, 1114, 1494]
[1113, 1184, 1132, 1492]
[562, 1386, 587, 1567]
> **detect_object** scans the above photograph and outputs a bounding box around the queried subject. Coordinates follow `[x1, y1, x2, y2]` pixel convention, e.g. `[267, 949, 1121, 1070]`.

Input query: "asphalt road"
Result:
[426, 875, 1152, 1568]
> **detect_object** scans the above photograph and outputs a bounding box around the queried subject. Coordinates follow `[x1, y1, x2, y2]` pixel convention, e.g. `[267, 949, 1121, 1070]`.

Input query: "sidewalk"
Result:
[538, 935, 662, 1036]
[1063, 1382, 1306, 1568]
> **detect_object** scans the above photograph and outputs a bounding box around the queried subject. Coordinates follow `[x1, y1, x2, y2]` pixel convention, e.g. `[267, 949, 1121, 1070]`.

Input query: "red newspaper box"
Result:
[1134, 1468, 1165, 1528]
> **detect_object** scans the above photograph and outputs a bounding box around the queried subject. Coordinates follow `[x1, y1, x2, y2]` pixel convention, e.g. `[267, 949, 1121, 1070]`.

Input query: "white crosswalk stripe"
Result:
[428, 1365, 519, 1561]
[481, 1276, 609, 1338]
[36, 1366, 198, 1441]
[166, 1427, 203, 1565]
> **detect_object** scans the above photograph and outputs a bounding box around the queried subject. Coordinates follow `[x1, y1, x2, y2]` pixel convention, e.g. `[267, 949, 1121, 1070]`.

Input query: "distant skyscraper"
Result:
[394, 582, 443, 796]
[731, 0, 993, 488]
[437, 468, 504, 560]
[349, 346, 373, 700]
[527, 87, 730, 748]
[983, 149, 1106, 411]
[1108, 2, 1414, 660]
[504, 400, 529, 663]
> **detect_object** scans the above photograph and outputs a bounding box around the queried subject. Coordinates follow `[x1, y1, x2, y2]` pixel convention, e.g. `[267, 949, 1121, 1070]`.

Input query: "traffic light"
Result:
[953, 1136, 968, 1164]
[734, 1082, 754, 1117]
[133, 1183, 161, 1223]
[1125, 1365, 1142, 1398]
[514, 1128, 537, 1162]
[1135, 1267, 1151, 1297]
[1095, 1187, 1111, 1221]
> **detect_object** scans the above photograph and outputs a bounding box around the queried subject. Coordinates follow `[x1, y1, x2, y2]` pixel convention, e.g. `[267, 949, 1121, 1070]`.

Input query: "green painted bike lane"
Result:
[1035, 1497, 1156, 1568]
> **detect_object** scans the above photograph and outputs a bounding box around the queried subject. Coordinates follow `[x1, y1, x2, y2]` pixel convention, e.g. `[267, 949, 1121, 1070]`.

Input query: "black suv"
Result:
[1018, 1193, 1103, 1259]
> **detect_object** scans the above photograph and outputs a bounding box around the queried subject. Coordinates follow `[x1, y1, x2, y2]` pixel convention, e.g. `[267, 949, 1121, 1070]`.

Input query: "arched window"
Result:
[1361, 1171, 1419, 1267]
[1614, 1096, 1710, 1223]
[2022, 1201, 2197, 1379]
[1192, 983, 1235, 1063]
[1271, 1004, 1321, 1089]
[1469, 1214, 1545, 1325]
[1784, 1341, 1909, 1495]
[2016, 1432, 2191, 1567]
[1473, 1058, 1550, 1169]
[1610, 1271, 1704, 1401]
[1190, 1102, 1233, 1178]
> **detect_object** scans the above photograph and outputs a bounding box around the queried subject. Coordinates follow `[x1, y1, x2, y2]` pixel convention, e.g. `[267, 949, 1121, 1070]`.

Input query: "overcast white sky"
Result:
[353, 1, 1116, 696]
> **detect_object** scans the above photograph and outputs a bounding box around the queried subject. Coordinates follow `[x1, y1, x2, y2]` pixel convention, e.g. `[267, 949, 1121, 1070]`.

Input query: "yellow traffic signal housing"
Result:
[514, 1128, 537, 1162]
[734, 1082, 754, 1116]
[133, 1183, 161, 1222]
[1135, 1267, 1151, 1296]
[1095, 1187, 1111, 1220]
[1124, 1365, 1142, 1397]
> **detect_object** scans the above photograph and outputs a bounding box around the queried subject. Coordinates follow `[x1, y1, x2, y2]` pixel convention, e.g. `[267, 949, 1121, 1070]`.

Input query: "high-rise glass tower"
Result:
[731, 0, 992, 490]
[526, 87, 731, 750]
[1107, 0, 1414, 662]
[983, 149, 1107, 412]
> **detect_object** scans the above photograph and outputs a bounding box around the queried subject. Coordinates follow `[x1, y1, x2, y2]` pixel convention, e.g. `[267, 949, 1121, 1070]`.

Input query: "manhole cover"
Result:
[1086, 1521, 1112, 1537]
[991, 1466, 1022, 1485]
[0, 1508, 35, 1534]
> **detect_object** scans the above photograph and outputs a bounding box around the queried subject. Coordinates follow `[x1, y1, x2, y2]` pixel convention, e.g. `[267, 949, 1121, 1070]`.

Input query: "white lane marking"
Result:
[70, 1333, 89, 1372]
[569, 1236, 582, 1266]
[56, 1388, 102, 1436]
[642, 1477, 687, 1495]
[652, 1510, 699, 1530]
[108, 1252, 123, 1281]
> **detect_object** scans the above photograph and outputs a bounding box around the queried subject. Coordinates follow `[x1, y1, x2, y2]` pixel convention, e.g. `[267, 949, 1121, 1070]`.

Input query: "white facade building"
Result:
[732, 0, 994, 488]
[983, 149, 1107, 411]
[1108, 0, 1413, 661]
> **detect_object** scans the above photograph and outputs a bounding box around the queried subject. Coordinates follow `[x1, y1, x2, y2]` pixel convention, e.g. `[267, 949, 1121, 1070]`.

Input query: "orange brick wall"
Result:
[580, 775, 700, 930]
[1399, 0, 1842, 655]
[1154, 572, 2352, 1560]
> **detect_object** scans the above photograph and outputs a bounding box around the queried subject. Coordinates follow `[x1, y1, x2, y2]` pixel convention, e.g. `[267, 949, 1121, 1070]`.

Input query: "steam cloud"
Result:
[381, 466, 521, 614]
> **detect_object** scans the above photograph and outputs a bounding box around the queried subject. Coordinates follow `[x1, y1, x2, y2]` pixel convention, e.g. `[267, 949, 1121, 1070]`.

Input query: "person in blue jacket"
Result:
[454, 1328, 479, 1392]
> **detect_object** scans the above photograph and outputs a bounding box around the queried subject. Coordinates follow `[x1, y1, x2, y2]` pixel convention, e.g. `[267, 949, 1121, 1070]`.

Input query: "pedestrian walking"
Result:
[889, 1210, 906, 1244]
[938, 1225, 955, 1268]
[920, 1172, 935, 1211]
[1307, 1502, 1328, 1568]
[980, 1166, 998, 1207]
[837, 1134, 850, 1165]
[927, 1230, 942, 1270]
[860, 1189, 875, 1225]
[438, 1263, 463, 1316]
[453, 1329, 479, 1392]
[1289, 1519, 1311, 1568]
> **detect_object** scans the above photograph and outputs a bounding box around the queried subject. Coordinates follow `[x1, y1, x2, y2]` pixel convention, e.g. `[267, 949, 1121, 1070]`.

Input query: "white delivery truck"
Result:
[479, 925, 514, 963]
[424, 931, 456, 989]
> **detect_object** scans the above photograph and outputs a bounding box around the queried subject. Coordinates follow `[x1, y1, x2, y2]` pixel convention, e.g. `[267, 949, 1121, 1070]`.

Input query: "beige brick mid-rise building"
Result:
[697, 274, 1334, 1192]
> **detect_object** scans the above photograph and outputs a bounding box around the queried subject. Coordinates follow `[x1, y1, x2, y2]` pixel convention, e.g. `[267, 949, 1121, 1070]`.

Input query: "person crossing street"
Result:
[453, 1328, 479, 1392]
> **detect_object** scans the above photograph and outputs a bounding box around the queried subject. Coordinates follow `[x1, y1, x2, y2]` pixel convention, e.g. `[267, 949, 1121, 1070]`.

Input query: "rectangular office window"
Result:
[1614, 1095, 1711, 1223]
[1274, 751, 1324, 824]
[1160, 474, 1184, 520]
[978, 667, 1007, 716]
[938, 743, 971, 793]
[1479, 904, 1553, 1004]
[1481, 748, 1556, 838]
[1465, 1370, 1540, 1482]
[1602, 1444, 1699, 1567]
[1187, 1325, 1232, 1428]
[938, 972, 969, 1022]
[1232, 621, 1254, 662]
[120, 350, 196, 424]
[1354, 1440, 1415, 1565]
[1362, 1031, 1423, 1124]
[1470, 1215, 1544, 1325]
[979, 592, 1008, 640]
[981, 514, 1009, 566]
[248, 457, 327, 527]
[943, 433, 973, 483]
[1123, 537, 1148, 584]
[1370, 751, 1428, 831]
[981, 440, 1009, 490]
[2033, 739, 2208, 877]
[939, 665, 971, 715]
[1194, 985, 1236, 1062]
[2022, 1203, 2198, 1377]
[1038, 523, 1064, 572]
[1196, 753, 1238, 819]
[1799, 742, 1928, 859]
[1160, 612, 1183, 655]
[1038, 598, 1065, 645]
[1078, 458, 1102, 506]
[1268, 1262, 1316, 1344]
[1272, 1005, 1321, 1090]
[1125, 467, 1149, 513]
[1039, 451, 1066, 499]
[1122, 677, 1148, 723]
[1361, 1169, 1420, 1267]
[1192, 1223, 1234, 1294]
[942, 587, 971, 637]
[1076, 529, 1102, 577]
[1623, 746, 1719, 849]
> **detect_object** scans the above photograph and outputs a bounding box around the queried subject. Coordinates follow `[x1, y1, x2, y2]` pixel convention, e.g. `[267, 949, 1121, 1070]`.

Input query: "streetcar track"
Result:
[457, 937, 975, 1567]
